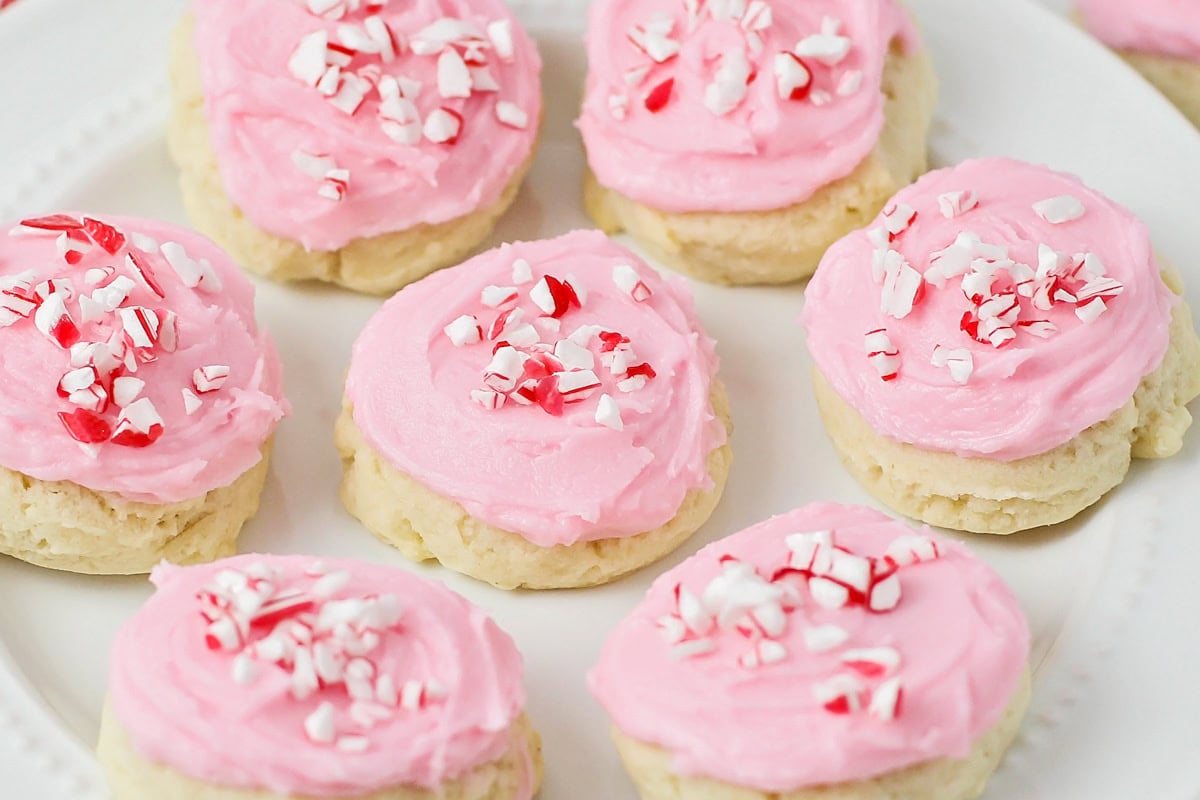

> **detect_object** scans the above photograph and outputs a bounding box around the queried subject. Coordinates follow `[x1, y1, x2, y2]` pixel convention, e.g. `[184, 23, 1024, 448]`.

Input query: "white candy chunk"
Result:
[938, 190, 979, 218]
[880, 250, 922, 319]
[288, 31, 329, 85]
[809, 576, 849, 609]
[612, 263, 653, 301]
[869, 677, 903, 720]
[304, 702, 336, 744]
[511, 258, 533, 284]
[704, 51, 752, 116]
[1075, 297, 1108, 323]
[112, 376, 145, 408]
[182, 388, 203, 416]
[837, 69, 863, 96]
[553, 339, 595, 371]
[931, 345, 974, 385]
[802, 624, 849, 653]
[487, 19, 515, 61]
[495, 101, 529, 129]
[231, 654, 258, 686]
[795, 16, 851, 65]
[594, 393, 624, 431]
[774, 51, 812, 100]
[437, 48, 472, 98]
[1033, 195, 1085, 224]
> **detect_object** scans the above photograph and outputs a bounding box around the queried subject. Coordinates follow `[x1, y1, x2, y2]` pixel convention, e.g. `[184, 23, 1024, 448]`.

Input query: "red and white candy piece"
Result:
[111, 397, 164, 448]
[938, 190, 979, 219]
[813, 674, 867, 714]
[881, 202, 917, 238]
[612, 263, 653, 302]
[423, 108, 464, 144]
[628, 14, 680, 63]
[193, 365, 231, 394]
[864, 328, 900, 382]
[738, 639, 787, 669]
[841, 647, 900, 678]
[883, 534, 941, 568]
[774, 52, 812, 101]
[802, 624, 849, 653]
[34, 293, 80, 349]
[444, 314, 483, 346]
[879, 251, 923, 320]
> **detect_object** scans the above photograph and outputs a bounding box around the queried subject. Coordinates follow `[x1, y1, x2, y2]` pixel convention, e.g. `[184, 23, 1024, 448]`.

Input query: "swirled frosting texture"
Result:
[109, 554, 529, 796]
[1078, 0, 1200, 62]
[590, 502, 1029, 790]
[190, 0, 542, 251]
[0, 215, 286, 503]
[578, 0, 918, 213]
[801, 158, 1175, 461]
[346, 230, 725, 547]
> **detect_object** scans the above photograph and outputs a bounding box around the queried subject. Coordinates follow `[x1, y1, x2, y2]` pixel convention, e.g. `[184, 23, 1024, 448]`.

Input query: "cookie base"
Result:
[583, 45, 937, 286]
[97, 699, 544, 800]
[609, 669, 1031, 800]
[1118, 51, 1200, 129]
[813, 271, 1200, 534]
[0, 448, 271, 575]
[167, 15, 537, 296]
[335, 385, 733, 590]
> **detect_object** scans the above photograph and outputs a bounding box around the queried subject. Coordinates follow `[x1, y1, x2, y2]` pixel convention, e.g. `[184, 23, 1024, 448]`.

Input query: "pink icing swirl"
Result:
[109, 554, 530, 797]
[1077, 0, 1200, 62]
[578, 0, 918, 213]
[0, 215, 286, 503]
[190, 0, 542, 251]
[345, 229, 725, 547]
[590, 502, 1029, 791]
[801, 158, 1176, 461]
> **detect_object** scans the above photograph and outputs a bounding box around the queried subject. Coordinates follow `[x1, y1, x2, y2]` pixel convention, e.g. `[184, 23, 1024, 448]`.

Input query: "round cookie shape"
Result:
[1077, 0, 1200, 62]
[0, 214, 286, 503]
[590, 502, 1030, 793]
[802, 157, 1177, 461]
[578, 0, 919, 214]
[189, 0, 542, 252]
[102, 554, 539, 798]
[344, 229, 727, 549]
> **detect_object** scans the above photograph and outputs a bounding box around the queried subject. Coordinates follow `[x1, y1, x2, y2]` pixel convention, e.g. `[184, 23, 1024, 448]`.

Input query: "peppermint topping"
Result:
[196, 561, 436, 752]
[285, 2, 530, 199]
[3, 216, 233, 452]
[657, 528, 946, 722]
[614, 4, 861, 121]
[863, 189, 1124, 387]
[442, 260, 659, 426]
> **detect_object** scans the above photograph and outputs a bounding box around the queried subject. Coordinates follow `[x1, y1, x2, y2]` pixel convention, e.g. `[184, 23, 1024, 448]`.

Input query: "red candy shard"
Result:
[544, 275, 581, 319]
[644, 78, 674, 112]
[126, 250, 166, 299]
[19, 214, 83, 231]
[535, 375, 564, 416]
[110, 423, 164, 448]
[626, 362, 657, 379]
[58, 409, 111, 444]
[82, 217, 127, 255]
[49, 315, 81, 349]
[598, 331, 631, 352]
[823, 696, 853, 715]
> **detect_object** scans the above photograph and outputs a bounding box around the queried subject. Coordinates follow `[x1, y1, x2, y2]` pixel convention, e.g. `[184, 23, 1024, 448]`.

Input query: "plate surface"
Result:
[0, 1, 1199, 798]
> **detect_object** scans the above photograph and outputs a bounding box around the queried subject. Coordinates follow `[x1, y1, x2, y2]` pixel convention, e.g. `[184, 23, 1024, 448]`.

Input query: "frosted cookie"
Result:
[169, 0, 542, 295]
[0, 214, 287, 574]
[578, 0, 936, 285]
[802, 158, 1200, 534]
[591, 502, 1031, 800]
[337, 230, 731, 589]
[98, 554, 543, 799]
[1077, 0, 1200, 128]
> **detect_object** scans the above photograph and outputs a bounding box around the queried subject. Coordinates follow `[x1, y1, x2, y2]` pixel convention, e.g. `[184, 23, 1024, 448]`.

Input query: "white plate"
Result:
[1, 1, 1199, 798]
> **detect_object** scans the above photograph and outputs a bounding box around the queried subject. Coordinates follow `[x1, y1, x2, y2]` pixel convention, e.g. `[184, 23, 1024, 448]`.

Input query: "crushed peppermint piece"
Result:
[1033, 195, 1085, 224]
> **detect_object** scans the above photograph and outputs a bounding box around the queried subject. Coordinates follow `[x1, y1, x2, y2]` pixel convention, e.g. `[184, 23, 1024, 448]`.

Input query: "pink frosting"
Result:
[0, 214, 286, 503]
[578, 0, 918, 214]
[801, 158, 1176, 461]
[590, 502, 1029, 791]
[345, 229, 725, 547]
[190, 0, 542, 251]
[1078, 0, 1200, 62]
[109, 554, 532, 797]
